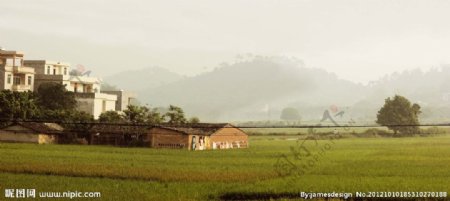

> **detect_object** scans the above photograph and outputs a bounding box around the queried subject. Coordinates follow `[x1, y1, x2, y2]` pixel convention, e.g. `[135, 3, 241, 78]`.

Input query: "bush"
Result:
[420, 126, 448, 135]
[361, 128, 391, 137]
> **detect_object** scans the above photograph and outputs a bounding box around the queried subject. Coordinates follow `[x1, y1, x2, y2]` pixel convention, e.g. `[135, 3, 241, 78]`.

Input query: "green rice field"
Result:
[0, 134, 449, 200]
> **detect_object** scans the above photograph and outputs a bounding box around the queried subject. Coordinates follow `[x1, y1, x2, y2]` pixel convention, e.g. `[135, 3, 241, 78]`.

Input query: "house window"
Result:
[53, 68, 56, 75]
[7, 74, 11, 84]
[14, 58, 22, 67]
[47, 66, 50, 74]
[6, 58, 14, 66]
[13, 76, 20, 85]
[64, 68, 67, 75]
[74, 83, 78, 92]
[27, 76, 32, 85]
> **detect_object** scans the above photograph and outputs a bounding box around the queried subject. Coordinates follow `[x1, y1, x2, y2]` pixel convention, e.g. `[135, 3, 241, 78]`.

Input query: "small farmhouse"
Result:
[149, 123, 248, 150]
[0, 122, 63, 144]
[88, 123, 248, 150]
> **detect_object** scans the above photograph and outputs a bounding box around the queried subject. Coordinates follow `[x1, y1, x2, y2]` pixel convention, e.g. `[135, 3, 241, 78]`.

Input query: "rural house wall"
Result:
[0, 125, 57, 144]
[149, 128, 189, 149]
[209, 127, 248, 149]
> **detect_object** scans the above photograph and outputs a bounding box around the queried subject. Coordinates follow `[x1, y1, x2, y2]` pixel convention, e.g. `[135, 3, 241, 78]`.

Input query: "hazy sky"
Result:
[2, 0, 450, 84]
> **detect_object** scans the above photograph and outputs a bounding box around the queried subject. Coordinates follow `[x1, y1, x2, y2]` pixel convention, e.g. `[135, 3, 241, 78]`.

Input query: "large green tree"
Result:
[146, 108, 163, 124]
[98, 110, 124, 123]
[34, 83, 95, 142]
[123, 105, 149, 123]
[36, 82, 77, 111]
[376, 95, 421, 135]
[122, 105, 164, 124]
[164, 105, 187, 124]
[0, 90, 40, 121]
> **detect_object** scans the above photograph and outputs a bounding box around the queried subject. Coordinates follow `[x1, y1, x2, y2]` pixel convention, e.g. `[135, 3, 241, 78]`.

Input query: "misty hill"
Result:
[104, 57, 450, 122]
[140, 57, 367, 121]
[367, 67, 450, 105]
[103, 67, 183, 91]
[359, 66, 450, 122]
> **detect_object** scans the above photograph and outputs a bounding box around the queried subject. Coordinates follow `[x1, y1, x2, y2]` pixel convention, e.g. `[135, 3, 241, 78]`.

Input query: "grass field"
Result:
[1, 134, 449, 200]
[241, 126, 450, 135]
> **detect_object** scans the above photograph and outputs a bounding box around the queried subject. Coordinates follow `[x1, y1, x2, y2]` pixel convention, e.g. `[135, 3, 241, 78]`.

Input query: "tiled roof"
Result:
[1, 122, 237, 136]
[1, 122, 64, 134]
[89, 123, 232, 136]
[157, 123, 230, 136]
[89, 124, 150, 135]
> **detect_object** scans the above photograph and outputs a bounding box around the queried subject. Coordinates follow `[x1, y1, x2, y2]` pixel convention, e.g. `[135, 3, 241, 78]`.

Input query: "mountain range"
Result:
[103, 67, 183, 91]
[103, 56, 450, 123]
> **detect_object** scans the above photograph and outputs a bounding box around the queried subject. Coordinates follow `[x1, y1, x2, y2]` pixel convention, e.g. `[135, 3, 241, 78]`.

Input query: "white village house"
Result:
[1, 47, 133, 119]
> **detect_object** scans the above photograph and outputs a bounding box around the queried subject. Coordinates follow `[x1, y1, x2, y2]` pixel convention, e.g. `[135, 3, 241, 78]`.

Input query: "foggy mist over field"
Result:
[102, 56, 450, 123]
[2, 0, 450, 122]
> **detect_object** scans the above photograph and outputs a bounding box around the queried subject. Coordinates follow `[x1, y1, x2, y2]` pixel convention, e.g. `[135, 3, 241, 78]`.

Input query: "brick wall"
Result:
[149, 128, 189, 149]
[210, 127, 248, 149]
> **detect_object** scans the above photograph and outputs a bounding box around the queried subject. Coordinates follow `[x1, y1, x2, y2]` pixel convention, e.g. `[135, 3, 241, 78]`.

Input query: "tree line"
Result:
[0, 82, 199, 125]
[277, 95, 423, 136]
[0, 82, 427, 136]
[99, 105, 200, 124]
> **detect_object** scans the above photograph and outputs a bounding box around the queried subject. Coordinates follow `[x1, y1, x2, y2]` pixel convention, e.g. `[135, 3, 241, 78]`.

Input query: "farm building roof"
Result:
[89, 124, 150, 135]
[0, 122, 64, 134]
[156, 123, 231, 136]
[88, 123, 233, 136]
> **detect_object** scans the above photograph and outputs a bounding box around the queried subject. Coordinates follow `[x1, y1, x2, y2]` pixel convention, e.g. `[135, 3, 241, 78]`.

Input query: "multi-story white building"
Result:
[24, 60, 117, 119]
[0, 49, 35, 92]
[102, 90, 137, 111]
[24, 60, 101, 93]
